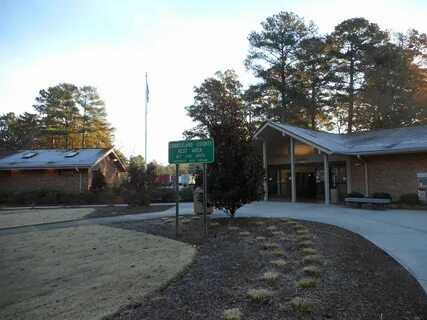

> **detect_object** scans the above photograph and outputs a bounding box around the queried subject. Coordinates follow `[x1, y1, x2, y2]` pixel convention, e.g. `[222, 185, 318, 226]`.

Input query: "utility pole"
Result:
[144, 72, 149, 170]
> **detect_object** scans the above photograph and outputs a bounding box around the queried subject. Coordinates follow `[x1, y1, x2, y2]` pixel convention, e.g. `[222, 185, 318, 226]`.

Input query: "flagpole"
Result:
[144, 72, 148, 171]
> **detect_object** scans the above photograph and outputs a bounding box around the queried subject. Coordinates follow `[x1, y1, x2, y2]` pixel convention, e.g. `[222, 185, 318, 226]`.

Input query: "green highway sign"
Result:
[168, 138, 214, 164]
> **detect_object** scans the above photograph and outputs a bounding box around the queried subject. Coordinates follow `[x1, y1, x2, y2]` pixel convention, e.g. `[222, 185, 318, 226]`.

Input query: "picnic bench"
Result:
[344, 197, 391, 209]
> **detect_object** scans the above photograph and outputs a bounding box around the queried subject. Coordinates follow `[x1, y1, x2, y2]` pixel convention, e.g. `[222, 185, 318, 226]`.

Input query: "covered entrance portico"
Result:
[254, 122, 351, 204]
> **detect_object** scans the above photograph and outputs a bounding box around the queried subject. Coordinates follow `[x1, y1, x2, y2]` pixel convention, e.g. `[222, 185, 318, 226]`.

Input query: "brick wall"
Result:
[0, 169, 89, 193]
[89, 155, 123, 189]
[350, 153, 427, 200]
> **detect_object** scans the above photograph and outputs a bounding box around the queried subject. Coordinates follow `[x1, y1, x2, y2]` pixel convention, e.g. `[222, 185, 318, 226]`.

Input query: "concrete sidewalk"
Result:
[1, 201, 426, 293]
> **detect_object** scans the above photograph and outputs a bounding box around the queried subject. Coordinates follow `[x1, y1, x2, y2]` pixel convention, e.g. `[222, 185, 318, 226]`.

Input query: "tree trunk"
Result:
[311, 72, 317, 129]
[348, 57, 355, 133]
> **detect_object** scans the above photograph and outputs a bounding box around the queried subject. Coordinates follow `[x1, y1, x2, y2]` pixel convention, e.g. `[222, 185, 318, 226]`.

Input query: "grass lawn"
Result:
[0, 225, 196, 320]
[109, 217, 427, 320]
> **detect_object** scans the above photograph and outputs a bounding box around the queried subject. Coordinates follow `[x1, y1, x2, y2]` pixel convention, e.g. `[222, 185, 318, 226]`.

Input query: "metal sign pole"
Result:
[175, 163, 179, 237]
[203, 162, 207, 238]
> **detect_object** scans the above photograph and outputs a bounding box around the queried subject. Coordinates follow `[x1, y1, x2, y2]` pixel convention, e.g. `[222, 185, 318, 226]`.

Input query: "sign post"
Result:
[168, 138, 214, 238]
[175, 163, 179, 237]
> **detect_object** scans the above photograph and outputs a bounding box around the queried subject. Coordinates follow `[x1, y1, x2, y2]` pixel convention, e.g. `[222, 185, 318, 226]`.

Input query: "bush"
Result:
[371, 192, 392, 200]
[161, 189, 175, 202]
[399, 193, 419, 206]
[122, 189, 150, 207]
[346, 192, 364, 198]
[179, 187, 194, 202]
[90, 170, 106, 191]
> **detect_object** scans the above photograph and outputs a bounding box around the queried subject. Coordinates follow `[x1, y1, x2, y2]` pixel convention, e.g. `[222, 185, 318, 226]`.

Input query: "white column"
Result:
[346, 158, 352, 194]
[364, 161, 369, 197]
[290, 137, 296, 203]
[263, 140, 268, 201]
[324, 153, 330, 204]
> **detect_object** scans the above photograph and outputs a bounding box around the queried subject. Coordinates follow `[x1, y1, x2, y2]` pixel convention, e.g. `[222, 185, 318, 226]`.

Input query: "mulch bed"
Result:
[106, 216, 427, 320]
[84, 205, 173, 218]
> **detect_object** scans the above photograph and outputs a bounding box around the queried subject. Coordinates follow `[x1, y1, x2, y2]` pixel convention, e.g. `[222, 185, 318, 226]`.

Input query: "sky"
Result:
[1, 0, 426, 164]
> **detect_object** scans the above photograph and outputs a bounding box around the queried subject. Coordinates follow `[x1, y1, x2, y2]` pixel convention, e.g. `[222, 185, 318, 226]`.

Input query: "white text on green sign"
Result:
[168, 139, 214, 164]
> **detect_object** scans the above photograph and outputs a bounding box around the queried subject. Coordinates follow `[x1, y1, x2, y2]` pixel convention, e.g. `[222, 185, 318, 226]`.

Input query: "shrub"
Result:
[346, 191, 364, 198]
[122, 189, 150, 207]
[302, 248, 317, 255]
[160, 189, 175, 202]
[399, 193, 419, 206]
[371, 192, 392, 200]
[179, 187, 194, 202]
[90, 170, 106, 191]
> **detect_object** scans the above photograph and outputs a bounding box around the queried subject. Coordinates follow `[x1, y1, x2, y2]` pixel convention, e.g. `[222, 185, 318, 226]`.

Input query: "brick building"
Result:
[254, 121, 427, 203]
[0, 148, 126, 194]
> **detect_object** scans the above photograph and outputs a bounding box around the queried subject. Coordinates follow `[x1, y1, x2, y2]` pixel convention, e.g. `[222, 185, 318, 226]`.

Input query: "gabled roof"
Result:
[254, 121, 427, 155]
[0, 148, 126, 171]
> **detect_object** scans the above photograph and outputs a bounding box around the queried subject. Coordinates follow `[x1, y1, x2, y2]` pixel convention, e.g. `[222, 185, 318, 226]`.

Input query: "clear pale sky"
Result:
[1, 0, 426, 164]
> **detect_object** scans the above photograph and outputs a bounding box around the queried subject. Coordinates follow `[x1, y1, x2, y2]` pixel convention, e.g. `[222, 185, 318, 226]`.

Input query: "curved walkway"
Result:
[1, 201, 426, 292]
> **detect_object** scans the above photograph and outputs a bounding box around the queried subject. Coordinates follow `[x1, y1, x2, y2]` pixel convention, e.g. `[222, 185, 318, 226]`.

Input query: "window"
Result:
[65, 151, 79, 158]
[21, 152, 37, 159]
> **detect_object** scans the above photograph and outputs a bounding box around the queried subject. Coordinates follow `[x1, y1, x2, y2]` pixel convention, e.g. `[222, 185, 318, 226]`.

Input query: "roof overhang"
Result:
[253, 121, 333, 155]
[91, 148, 127, 172]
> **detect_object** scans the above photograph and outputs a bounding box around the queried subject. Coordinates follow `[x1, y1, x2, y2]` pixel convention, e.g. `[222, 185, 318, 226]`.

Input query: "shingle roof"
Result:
[256, 121, 427, 155]
[0, 148, 125, 170]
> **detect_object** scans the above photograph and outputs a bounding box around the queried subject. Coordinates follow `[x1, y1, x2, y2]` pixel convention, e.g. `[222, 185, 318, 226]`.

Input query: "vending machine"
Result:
[417, 173, 427, 203]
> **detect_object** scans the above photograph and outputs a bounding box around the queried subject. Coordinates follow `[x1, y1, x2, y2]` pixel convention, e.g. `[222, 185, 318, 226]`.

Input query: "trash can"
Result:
[193, 187, 213, 214]
[330, 188, 338, 204]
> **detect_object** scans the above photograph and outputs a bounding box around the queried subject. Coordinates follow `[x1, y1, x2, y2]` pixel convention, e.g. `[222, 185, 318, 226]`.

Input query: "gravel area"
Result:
[108, 217, 427, 320]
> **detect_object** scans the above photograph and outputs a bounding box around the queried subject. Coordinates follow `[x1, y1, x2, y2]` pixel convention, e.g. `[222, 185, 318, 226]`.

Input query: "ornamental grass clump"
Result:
[303, 255, 321, 264]
[261, 271, 280, 283]
[272, 230, 285, 236]
[255, 221, 265, 226]
[228, 226, 239, 231]
[247, 288, 271, 301]
[298, 278, 317, 288]
[239, 231, 251, 236]
[299, 240, 313, 247]
[291, 297, 313, 312]
[273, 250, 285, 257]
[302, 265, 320, 276]
[302, 248, 317, 255]
[271, 259, 287, 268]
[266, 226, 277, 231]
[296, 229, 309, 235]
[210, 222, 220, 227]
[298, 234, 311, 241]
[263, 242, 279, 250]
[255, 236, 266, 241]
[223, 308, 242, 320]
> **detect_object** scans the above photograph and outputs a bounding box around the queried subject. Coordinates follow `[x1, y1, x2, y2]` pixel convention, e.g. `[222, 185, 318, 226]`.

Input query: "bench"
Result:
[344, 197, 391, 209]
